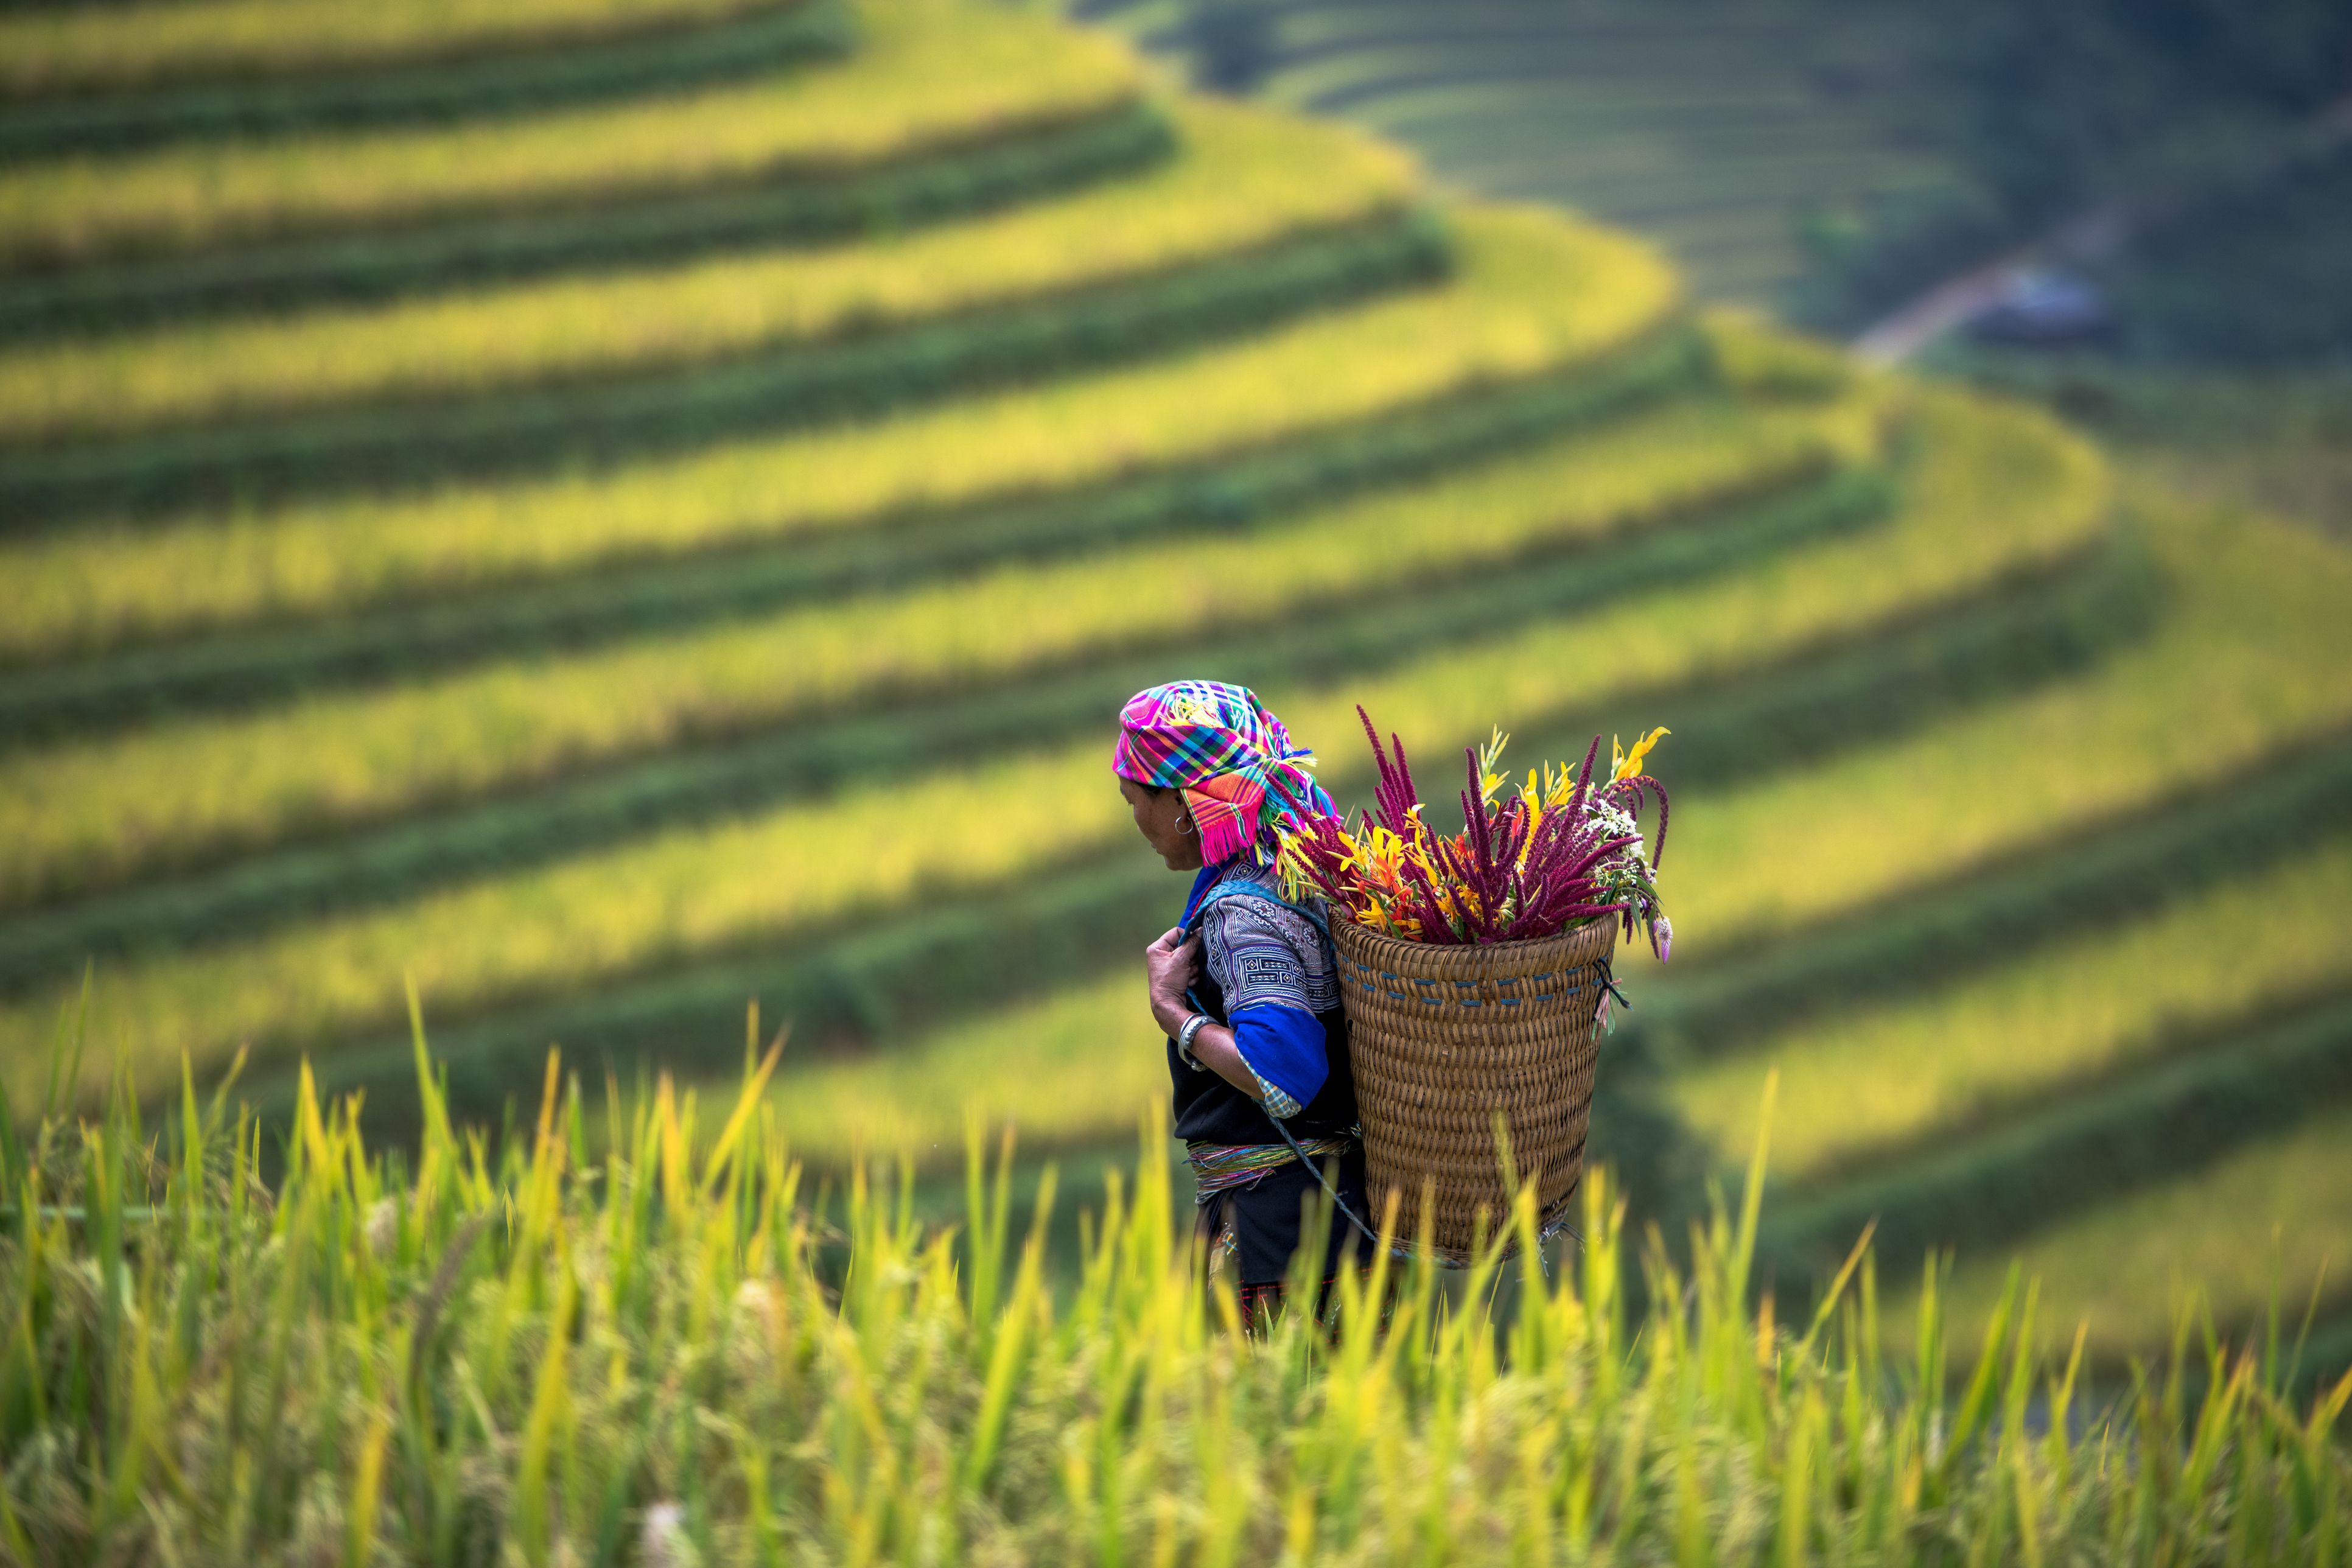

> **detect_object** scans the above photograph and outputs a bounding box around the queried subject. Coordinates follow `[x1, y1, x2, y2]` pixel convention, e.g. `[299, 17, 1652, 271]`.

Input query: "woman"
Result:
[1114, 679, 1371, 1321]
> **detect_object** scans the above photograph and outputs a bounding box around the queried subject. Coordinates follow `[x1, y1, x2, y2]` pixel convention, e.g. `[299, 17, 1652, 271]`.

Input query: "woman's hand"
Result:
[1145, 925, 1201, 1035]
[1144, 925, 1262, 1103]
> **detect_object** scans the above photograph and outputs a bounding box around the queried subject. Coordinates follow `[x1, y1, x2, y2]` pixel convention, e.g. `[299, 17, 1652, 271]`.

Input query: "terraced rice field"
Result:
[1069, 0, 1970, 308]
[0, 0, 818, 96]
[0, 3, 1138, 273]
[2, 0, 2347, 1385]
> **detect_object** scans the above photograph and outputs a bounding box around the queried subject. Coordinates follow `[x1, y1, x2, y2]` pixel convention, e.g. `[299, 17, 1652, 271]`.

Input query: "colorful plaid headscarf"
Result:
[1113, 681, 1334, 867]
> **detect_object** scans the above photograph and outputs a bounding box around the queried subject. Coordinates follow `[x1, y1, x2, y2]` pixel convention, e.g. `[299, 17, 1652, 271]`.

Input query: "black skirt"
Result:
[1195, 1146, 1374, 1289]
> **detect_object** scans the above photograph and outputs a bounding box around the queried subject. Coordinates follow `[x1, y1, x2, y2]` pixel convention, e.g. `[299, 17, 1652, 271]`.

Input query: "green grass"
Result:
[1673, 831, 2352, 1183]
[0, 386, 2109, 1107]
[0, 0, 1143, 273]
[3, 1043, 2346, 1562]
[1911, 1101, 2352, 1365]
[0, 102, 1415, 446]
[0, 0, 818, 97]
[0, 206, 1678, 661]
[0, 394, 1855, 906]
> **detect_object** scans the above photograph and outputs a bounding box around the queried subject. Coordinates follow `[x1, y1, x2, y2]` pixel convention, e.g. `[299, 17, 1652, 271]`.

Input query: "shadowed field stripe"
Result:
[1676, 831, 2352, 1188]
[0, 0, 1143, 277]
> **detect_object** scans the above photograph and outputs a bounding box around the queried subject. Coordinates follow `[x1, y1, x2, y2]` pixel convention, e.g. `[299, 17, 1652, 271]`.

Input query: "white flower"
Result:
[363, 1198, 398, 1258]
[641, 1502, 698, 1568]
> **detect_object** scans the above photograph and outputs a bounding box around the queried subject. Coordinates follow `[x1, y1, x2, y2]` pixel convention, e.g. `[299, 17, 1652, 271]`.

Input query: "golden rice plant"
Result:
[0, 209, 1678, 660]
[0, 0, 801, 96]
[0, 390, 2146, 1103]
[0, 0, 1141, 269]
[0, 102, 1417, 442]
[1674, 831, 2352, 1181]
[0, 1037, 2342, 1561]
[1915, 1102, 2352, 1362]
[1, 394, 1845, 905]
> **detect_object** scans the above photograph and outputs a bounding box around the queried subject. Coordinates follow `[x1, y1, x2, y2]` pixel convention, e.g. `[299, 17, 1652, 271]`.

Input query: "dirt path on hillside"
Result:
[1850, 96, 2352, 367]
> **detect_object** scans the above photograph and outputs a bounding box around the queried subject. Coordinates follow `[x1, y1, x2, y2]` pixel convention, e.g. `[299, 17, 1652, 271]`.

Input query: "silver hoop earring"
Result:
[1177, 815, 1195, 836]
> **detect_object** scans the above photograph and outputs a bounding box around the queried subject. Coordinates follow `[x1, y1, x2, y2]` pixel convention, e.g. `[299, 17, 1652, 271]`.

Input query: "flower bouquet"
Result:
[1276, 709, 1675, 1262]
[1277, 708, 1671, 958]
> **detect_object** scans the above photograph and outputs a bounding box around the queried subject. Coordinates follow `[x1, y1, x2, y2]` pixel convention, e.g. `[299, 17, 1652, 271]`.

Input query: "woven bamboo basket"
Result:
[1331, 913, 1620, 1263]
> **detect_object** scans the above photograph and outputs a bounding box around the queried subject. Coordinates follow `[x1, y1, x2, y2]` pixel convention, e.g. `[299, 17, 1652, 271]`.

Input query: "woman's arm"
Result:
[1146, 915, 1330, 1115]
[1144, 926, 1264, 1102]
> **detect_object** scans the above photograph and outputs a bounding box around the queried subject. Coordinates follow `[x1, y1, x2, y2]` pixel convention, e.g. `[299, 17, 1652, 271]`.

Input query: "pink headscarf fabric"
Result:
[1113, 681, 1333, 867]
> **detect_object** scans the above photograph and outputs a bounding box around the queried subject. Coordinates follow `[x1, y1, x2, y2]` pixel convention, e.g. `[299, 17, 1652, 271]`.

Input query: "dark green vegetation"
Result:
[1, 0, 2348, 1421]
[1080, 0, 1971, 308]
[1088, 0, 2352, 360]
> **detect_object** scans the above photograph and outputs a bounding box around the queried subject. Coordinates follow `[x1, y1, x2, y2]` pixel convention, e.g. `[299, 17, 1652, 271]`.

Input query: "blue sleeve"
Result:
[1230, 1003, 1329, 1117]
[1202, 896, 1334, 1116]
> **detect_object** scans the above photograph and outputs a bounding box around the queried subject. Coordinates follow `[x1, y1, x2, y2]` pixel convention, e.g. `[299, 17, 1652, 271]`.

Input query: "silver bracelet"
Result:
[1175, 1011, 1212, 1066]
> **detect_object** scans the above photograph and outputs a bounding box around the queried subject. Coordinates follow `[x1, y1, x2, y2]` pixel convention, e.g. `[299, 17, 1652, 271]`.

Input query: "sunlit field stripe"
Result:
[0, 209, 1678, 661]
[0, 389, 2124, 1104]
[0, 395, 1849, 906]
[0, 0, 809, 97]
[0, 102, 1415, 443]
[1672, 833, 2352, 1182]
[0, 0, 1139, 271]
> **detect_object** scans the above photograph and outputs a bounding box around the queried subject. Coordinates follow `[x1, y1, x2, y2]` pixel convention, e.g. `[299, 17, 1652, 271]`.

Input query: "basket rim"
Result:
[1329, 908, 1623, 970]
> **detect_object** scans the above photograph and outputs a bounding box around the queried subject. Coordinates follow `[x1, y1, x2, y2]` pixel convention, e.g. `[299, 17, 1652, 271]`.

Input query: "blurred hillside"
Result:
[0, 0, 2347, 1377]
[1083, 0, 2352, 543]
[1087, 0, 2352, 350]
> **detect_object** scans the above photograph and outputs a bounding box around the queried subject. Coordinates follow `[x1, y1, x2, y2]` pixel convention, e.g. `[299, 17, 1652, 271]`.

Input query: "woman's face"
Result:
[1119, 777, 1205, 871]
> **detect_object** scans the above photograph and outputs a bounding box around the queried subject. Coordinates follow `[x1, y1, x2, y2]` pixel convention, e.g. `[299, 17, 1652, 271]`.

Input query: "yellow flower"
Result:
[1611, 726, 1670, 783]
